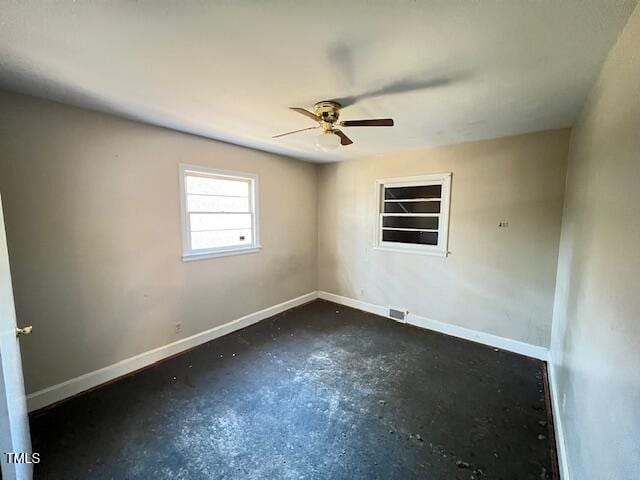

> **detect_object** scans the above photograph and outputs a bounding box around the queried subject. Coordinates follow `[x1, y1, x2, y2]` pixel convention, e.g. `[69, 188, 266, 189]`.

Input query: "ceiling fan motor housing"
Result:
[314, 101, 342, 126]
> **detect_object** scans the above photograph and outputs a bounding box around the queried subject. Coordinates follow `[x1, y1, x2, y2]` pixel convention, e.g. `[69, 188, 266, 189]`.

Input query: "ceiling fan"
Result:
[273, 101, 394, 149]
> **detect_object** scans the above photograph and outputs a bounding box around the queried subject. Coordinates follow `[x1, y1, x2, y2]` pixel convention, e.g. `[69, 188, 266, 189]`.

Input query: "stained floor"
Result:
[30, 300, 556, 479]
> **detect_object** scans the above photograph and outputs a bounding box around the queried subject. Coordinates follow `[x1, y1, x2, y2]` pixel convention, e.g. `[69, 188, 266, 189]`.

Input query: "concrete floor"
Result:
[30, 300, 556, 479]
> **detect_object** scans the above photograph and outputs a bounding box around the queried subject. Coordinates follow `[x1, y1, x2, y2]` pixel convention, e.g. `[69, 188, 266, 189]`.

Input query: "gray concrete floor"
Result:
[30, 300, 556, 479]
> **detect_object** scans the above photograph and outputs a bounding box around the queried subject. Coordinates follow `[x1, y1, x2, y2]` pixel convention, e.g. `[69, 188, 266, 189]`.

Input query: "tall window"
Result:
[374, 173, 451, 256]
[180, 164, 260, 260]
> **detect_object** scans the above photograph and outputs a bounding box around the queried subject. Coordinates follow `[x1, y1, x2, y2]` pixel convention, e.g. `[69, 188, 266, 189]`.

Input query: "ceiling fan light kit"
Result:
[273, 101, 394, 149]
[316, 131, 341, 150]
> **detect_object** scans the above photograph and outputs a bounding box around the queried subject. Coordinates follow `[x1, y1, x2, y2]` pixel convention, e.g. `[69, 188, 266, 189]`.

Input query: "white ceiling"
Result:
[0, 1, 637, 162]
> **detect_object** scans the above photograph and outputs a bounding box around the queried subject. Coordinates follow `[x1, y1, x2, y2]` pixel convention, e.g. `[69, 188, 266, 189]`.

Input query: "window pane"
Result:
[187, 194, 249, 213]
[191, 229, 252, 250]
[382, 230, 438, 245]
[190, 213, 251, 231]
[383, 216, 439, 230]
[186, 175, 249, 197]
[384, 184, 441, 200]
[384, 201, 440, 214]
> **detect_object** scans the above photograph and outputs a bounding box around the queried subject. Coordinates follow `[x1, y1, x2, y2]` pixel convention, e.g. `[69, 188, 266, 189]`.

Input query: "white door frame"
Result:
[0, 194, 33, 480]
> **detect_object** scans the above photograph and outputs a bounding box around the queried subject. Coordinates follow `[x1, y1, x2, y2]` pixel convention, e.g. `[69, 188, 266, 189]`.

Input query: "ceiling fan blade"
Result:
[340, 119, 394, 127]
[272, 125, 319, 138]
[289, 107, 320, 122]
[333, 129, 353, 146]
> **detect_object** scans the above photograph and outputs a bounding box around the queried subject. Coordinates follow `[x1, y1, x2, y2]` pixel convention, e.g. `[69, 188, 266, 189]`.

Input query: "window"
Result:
[374, 173, 451, 256]
[180, 164, 260, 260]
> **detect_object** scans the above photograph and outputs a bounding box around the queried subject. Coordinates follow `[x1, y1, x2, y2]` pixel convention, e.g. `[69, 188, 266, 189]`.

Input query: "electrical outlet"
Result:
[498, 220, 510, 228]
[175, 321, 181, 333]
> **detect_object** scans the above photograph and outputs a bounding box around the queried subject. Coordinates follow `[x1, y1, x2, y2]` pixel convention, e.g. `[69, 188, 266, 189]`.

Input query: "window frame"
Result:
[179, 163, 260, 261]
[373, 172, 452, 257]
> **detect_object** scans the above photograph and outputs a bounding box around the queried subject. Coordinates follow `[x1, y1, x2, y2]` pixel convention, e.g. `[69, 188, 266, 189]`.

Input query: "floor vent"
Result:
[388, 307, 408, 322]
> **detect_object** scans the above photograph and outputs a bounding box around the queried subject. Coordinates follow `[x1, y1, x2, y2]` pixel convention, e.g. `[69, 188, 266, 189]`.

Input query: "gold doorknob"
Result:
[16, 326, 33, 336]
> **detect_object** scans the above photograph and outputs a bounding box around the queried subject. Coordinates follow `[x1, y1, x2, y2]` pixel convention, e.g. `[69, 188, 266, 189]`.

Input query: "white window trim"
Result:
[373, 172, 452, 257]
[179, 163, 261, 261]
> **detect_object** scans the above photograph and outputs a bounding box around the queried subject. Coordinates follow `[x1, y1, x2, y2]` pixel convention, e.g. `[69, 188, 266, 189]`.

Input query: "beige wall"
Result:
[550, 5, 640, 479]
[318, 130, 569, 347]
[0, 90, 318, 394]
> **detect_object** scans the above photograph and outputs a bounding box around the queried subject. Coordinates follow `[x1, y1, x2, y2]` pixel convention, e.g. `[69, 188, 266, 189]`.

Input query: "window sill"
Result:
[373, 245, 449, 257]
[182, 245, 262, 262]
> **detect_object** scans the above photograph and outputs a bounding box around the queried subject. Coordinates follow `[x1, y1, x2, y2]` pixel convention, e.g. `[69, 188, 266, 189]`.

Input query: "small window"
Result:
[180, 164, 260, 260]
[374, 173, 451, 256]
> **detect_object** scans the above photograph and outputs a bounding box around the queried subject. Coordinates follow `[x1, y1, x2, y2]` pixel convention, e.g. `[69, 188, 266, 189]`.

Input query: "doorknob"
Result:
[16, 326, 33, 336]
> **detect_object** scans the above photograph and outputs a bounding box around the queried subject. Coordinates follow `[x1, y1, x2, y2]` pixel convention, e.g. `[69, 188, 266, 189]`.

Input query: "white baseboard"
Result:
[318, 291, 549, 361]
[318, 291, 390, 318]
[27, 291, 318, 412]
[547, 355, 571, 480]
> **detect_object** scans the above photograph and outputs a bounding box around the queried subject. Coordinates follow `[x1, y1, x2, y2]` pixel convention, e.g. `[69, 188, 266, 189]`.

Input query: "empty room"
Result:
[1, 1, 639, 479]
